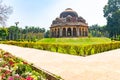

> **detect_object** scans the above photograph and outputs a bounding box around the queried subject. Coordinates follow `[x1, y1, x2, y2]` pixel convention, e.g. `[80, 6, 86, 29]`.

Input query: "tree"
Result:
[44, 30, 50, 38]
[0, 0, 13, 26]
[103, 0, 120, 37]
[8, 26, 19, 40]
[89, 24, 108, 37]
[0, 27, 8, 40]
[6, 26, 46, 41]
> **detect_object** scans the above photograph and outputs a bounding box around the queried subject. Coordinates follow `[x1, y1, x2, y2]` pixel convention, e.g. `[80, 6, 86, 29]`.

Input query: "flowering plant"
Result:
[0, 51, 46, 80]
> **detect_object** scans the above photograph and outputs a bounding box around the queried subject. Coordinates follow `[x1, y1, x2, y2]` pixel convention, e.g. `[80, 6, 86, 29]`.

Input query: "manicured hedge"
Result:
[1, 41, 120, 56]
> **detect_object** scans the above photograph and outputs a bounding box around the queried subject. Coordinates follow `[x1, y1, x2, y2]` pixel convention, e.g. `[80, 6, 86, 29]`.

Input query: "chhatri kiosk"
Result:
[50, 8, 88, 37]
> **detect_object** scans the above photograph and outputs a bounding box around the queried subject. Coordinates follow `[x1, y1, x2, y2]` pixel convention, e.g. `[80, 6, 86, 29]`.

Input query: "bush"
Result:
[51, 44, 59, 52]
[59, 44, 72, 54]
[72, 45, 82, 56]
[1, 41, 120, 56]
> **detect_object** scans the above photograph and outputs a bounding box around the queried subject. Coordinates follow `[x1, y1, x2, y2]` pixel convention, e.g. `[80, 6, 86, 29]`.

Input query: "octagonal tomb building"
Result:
[50, 8, 88, 37]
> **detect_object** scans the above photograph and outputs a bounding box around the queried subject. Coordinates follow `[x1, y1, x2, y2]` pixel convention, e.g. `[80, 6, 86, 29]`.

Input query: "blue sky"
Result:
[3, 0, 108, 29]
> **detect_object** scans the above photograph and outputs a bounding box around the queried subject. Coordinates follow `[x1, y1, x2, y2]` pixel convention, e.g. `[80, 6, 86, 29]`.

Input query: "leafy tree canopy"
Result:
[0, 27, 8, 37]
[104, 0, 120, 37]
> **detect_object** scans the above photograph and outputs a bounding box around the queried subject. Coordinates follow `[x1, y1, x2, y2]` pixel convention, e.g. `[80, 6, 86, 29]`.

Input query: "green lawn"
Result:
[38, 37, 112, 45]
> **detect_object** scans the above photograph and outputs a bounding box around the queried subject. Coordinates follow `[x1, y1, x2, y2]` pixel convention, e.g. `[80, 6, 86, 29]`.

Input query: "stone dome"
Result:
[60, 8, 78, 18]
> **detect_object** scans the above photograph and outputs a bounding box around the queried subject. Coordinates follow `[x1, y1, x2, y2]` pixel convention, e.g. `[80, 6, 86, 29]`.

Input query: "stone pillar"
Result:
[83, 28, 85, 37]
[53, 29, 54, 37]
[55, 29, 56, 37]
[71, 27, 73, 37]
[56, 28, 59, 37]
[56, 28, 58, 37]
[60, 27, 62, 37]
[77, 27, 79, 37]
[53, 29, 55, 37]
[81, 28, 83, 36]
[66, 27, 67, 37]
[55, 29, 57, 37]
[83, 28, 85, 36]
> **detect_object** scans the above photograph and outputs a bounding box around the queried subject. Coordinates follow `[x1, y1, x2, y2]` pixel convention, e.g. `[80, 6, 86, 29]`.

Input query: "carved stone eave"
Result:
[51, 22, 88, 27]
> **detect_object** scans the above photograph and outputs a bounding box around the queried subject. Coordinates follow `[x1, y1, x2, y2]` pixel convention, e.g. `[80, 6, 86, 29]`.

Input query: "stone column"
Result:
[83, 28, 85, 36]
[66, 27, 67, 37]
[53, 29, 54, 37]
[81, 28, 83, 36]
[55, 29, 57, 37]
[82, 28, 83, 37]
[71, 27, 73, 37]
[83, 29, 84, 37]
[83, 28, 85, 37]
[77, 27, 80, 37]
[60, 27, 62, 37]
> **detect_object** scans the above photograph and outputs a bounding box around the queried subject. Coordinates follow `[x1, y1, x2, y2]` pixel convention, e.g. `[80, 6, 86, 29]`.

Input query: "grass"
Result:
[38, 37, 112, 45]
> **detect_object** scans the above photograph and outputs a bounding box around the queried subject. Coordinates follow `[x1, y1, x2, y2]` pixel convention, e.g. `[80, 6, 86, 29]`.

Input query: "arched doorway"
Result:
[73, 28, 77, 36]
[62, 28, 66, 37]
[67, 28, 71, 36]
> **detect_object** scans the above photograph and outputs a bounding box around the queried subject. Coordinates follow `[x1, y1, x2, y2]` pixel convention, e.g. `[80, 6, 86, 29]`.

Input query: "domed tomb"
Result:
[60, 8, 78, 18]
[50, 8, 88, 38]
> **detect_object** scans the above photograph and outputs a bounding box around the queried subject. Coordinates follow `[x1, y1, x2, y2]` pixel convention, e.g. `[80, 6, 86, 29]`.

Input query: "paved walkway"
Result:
[0, 44, 120, 80]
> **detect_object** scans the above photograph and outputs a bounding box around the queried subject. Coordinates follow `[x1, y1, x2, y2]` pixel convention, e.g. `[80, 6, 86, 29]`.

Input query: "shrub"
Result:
[39, 43, 51, 50]
[1, 41, 120, 56]
[51, 44, 59, 52]
[82, 45, 93, 56]
[72, 45, 82, 56]
[59, 44, 72, 54]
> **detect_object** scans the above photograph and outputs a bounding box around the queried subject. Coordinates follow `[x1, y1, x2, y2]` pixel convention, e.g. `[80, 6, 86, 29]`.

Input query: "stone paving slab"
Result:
[0, 44, 120, 80]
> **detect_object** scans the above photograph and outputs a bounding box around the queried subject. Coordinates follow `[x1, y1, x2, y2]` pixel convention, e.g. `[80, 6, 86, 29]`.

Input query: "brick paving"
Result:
[0, 44, 120, 80]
